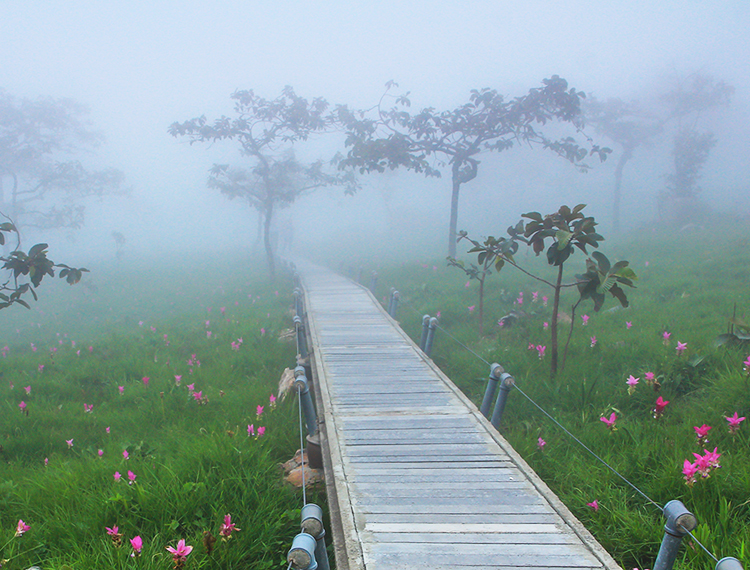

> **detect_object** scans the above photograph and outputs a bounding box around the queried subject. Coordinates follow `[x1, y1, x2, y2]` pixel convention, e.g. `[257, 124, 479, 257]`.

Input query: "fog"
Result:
[2, 0, 749, 269]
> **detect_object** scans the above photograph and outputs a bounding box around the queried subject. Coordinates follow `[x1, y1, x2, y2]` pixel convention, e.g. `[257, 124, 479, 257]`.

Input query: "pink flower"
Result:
[44, 457, 48, 466]
[130, 535, 142, 556]
[257, 426, 266, 437]
[19, 401, 27, 412]
[626, 375, 639, 395]
[88, 346, 94, 353]
[644, 371, 655, 386]
[653, 396, 669, 419]
[127, 470, 136, 484]
[269, 394, 277, 407]
[662, 331, 671, 345]
[725, 412, 745, 434]
[24, 385, 31, 395]
[743, 355, 750, 373]
[106, 525, 119, 536]
[192, 390, 203, 402]
[187, 383, 195, 392]
[528, 342, 535, 351]
[676, 341, 687, 355]
[142, 376, 149, 386]
[84, 403, 93, 413]
[123, 450, 129, 460]
[247, 424, 255, 437]
[174, 375, 182, 386]
[436, 311, 441, 318]
[626, 321, 632, 329]
[542, 295, 548, 307]
[683, 459, 699, 485]
[694, 424, 711, 445]
[38, 364, 44, 373]
[586, 500, 599, 511]
[98, 449, 104, 457]
[260, 328, 266, 336]
[468, 305, 475, 313]
[543, 322, 549, 330]
[532, 291, 539, 302]
[114, 471, 122, 482]
[106, 426, 111, 434]
[220, 307, 226, 314]
[600, 413, 617, 430]
[118, 385, 124, 394]
[537, 437, 546, 450]
[581, 314, 590, 326]
[166, 539, 193, 563]
[15, 519, 30, 537]
[256, 405, 264, 418]
[219, 513, 241, 538]
[465, 281, 470, 288]
[535, 345, 546, 360]
[66, 438, 74, 448]
[590, 336, 597, 348]
[206, 331, 212, 338]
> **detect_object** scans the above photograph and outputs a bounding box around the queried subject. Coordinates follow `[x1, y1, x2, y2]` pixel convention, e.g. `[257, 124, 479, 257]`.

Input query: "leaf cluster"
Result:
[522, 204, 603, 266]
[575, 251, 637, 311]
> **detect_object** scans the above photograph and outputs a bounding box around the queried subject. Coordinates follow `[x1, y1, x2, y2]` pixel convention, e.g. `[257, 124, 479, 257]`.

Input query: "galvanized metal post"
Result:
[301, 504, 330, 570]
[480, 363, 504, 418]
[293, 287, 303, 317]
[293, 315, 308, 359]
[715, 558, 744, 570]
[653, 500, 698, 570]
[490, 372, 515, 429]
[294, 366, 318, 436]
[424, 317, 439, 356]
[288, 532, 318, 570]
[388, 290, 399, 318]
[369, 271, 378, 293]
[419, 315, 430, 351]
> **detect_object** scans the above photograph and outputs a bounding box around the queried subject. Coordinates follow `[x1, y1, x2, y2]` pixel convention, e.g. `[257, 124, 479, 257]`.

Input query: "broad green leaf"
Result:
[556, 230, 573, 250]
[591, 251, 610, 273]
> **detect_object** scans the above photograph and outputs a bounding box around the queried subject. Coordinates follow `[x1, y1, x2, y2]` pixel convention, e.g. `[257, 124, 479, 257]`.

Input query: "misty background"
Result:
[2, 1, 749, 268]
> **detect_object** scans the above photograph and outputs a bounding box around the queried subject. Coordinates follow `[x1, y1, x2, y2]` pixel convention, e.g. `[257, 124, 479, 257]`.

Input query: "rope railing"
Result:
[285, 279, 329, 570]
[386, 284, 743, 570]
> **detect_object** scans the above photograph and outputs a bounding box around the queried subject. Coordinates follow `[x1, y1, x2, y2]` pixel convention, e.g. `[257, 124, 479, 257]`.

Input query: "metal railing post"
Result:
[419, 315, 431, 351]
[288, 532, 318, 570]
[388, 290, 399, 318]
[490, 372, 515, 429]
[294, 366, 318, 437]
[293, 315, 308, 360]
[653, 500, 698, 570]
[424, 317, 439, 357]
[715, 558, 744, 570]
[301, 504, 330, 570]
[480, 363, 504, 418]
[293, 287, 303, 317]
[369, 271, 378, 293]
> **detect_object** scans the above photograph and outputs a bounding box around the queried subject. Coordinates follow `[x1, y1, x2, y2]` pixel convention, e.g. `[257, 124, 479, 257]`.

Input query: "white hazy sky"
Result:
[1, 1, 748, 260]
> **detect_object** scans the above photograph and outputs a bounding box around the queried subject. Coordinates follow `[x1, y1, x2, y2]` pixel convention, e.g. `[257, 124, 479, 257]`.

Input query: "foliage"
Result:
[169, 86, 357, 275]
[0, 218, 88, 310]
[0, 89, 126, 232]
[334, 77, 611, 256]
[460, 204, 635, 376]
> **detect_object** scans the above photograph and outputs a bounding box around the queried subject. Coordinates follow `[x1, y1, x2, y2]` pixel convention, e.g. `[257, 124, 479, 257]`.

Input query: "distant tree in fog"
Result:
[334, 77, 610, 257]
[169, 87, 357, 276]
[0, 89, 126, 235]
[584, 97, 662, 232]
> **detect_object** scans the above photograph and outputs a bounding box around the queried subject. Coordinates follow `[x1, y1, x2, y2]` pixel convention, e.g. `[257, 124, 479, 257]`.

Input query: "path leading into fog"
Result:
[297, 262, 622, 570]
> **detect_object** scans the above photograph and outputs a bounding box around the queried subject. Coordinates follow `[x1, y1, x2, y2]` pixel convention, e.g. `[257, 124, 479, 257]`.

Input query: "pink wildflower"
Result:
[106, 426, 111, 434]
[247, 424, 255, 437]
[626, 375, 639, 395]
[269, 394, 277, 407]
[219, 514, 241, 538]
[676, 341, 687, 355]
[468, 305, 475, 314]
[66, 438, 74, 448]
[260, 328, 266, 336]
[662, 331, 671, 345]
[536, 345, 546, 360]
[192, 390, 203, 402]
[600, 413, 617, 430]
[127, 470, 136, 484]
[130, 535, 142, 556]
[118, 385, 124, 394]
[626, 321, 632, 329]
[106, 525, 119, 536]
[581, 314, 589, 325]
[653, 396, 669, 419]
[743, 355, 750, 373]
[256, 405, 264, 418]
[590, 336, 597, 348]
[98, 449, 104, 457]
[166, 539, 193, 563]
[142, 376, 149, 386]
[542, 295, 548, 307]
[644, 371, 655, 387]
[587, 500, 599, 511]
[257, 426, 266, 437]
[683, 459, 699, 485]
[725, 412, 745, 434]
[543, 322, 549, 330]
[532, 291, 539, 302]
[206, 331, 212, 338]
[114, 471, 122, 482]
[19, 401, 26, 412]
[465, 281, 470, 288]
[89, 346, 93, 353]
[187, 383, 195, 392]
[38, 364, 44, 373]
[174, 375, 182, 386]
[537, 437, 546, 450]
[24, 385, 31, 395]
[84, 403, 93, 413]
[123, 450, 129, 460]
[15, 519, 30, 537]
[694, 424, 711, 446]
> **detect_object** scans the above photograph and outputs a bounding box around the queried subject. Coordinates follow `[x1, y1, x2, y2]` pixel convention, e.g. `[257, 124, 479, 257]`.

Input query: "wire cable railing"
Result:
[382, 282, 743, 570]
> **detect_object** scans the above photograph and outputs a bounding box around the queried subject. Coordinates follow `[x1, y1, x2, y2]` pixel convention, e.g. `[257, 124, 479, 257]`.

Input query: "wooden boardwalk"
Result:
[298, 263, 622, 570]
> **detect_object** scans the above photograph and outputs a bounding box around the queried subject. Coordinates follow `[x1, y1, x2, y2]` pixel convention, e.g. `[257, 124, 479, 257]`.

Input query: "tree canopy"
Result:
[0, 89, 126, 233]
[334, 76, 610, 256]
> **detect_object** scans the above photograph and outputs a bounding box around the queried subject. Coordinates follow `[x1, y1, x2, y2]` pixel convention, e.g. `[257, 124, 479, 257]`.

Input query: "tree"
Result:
[461, 204, 635, 378]
[335, 77, 610, 257]
[169, 87, 357, 275]
[1, 214, 88, 310]
[584, 97, 662, 232]
[0, 89, 126, 234]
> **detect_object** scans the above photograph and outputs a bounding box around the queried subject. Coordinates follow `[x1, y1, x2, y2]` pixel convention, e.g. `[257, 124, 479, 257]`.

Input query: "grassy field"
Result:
[0, 254, 324, 570]
[362, 221, 750, 570]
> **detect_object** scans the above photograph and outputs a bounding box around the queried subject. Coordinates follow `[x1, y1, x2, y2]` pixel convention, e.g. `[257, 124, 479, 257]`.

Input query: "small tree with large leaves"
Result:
[461, 204, 636, 377]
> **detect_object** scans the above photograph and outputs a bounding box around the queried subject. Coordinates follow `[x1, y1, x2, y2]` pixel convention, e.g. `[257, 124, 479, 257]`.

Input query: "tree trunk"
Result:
[549, 264, 564, 378]
[448, 174, 461, 258]
[263, 204, 275, 277]
[612, 146, 633, 233]
[478, 276, 485, 337]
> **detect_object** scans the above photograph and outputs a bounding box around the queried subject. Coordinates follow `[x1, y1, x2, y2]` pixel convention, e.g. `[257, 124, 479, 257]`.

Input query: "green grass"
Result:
[1, 254, 325, 570]
[366, 222, 750, 570]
